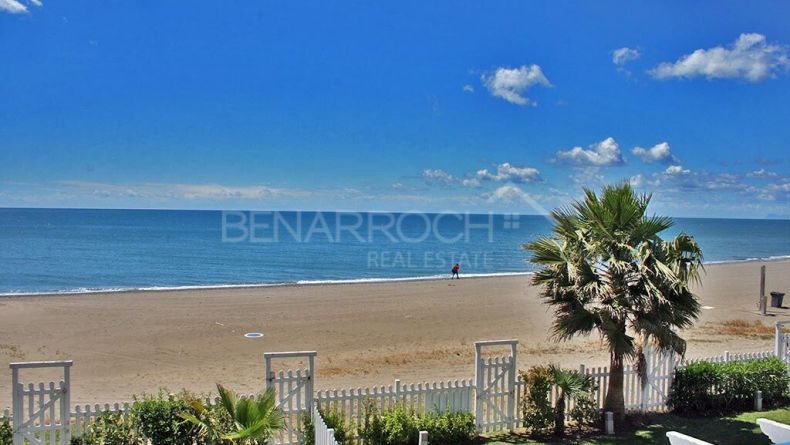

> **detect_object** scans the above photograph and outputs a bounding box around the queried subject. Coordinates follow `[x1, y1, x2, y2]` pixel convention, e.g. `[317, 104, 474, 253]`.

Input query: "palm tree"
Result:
[181, 384, 285, 445]
[549, 365, 594, 436]
[524, 183, 703, 424]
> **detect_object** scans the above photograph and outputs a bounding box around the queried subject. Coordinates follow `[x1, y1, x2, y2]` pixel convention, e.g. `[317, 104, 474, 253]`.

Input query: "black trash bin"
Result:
[771, 291, 785, 308]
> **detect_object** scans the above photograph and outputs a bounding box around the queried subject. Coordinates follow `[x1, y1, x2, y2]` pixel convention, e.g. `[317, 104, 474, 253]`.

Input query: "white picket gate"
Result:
[474, 340, 517, 433]
[10, 361, 72, 445]
[265, 351, 317, 445]
[639, 348, 676, 412]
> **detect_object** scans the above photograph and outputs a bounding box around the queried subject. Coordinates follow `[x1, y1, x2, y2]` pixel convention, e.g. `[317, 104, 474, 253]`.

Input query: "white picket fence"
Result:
[313, 404, 339, 445]
[2, 338, 784, 445]
[316, 379, 474, 418]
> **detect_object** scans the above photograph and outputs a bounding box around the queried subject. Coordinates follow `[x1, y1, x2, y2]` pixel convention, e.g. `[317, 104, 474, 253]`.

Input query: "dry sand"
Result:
[1, 259, 790, 408]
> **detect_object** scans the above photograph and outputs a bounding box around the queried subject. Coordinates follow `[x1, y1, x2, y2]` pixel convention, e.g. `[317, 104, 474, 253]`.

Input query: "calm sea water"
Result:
[1, 208, 789, 295]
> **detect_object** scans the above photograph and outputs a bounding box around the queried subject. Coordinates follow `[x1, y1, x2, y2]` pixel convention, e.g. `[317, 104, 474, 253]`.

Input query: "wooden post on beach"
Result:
[759, 265, 767, 315]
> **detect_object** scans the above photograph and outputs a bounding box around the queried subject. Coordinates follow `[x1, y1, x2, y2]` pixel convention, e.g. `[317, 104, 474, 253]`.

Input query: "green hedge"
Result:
[357, 402, 475, 445]
[668, 357, 790, 415]
[0, 417, 11, 445]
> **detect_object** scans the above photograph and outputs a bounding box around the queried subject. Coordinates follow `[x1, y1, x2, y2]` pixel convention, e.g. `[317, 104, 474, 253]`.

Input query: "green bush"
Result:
[357, 401, 474, 445]
[381, 404, 418, 445]
[417, 411, 475, 445]
[131, 391, 202, 445]
[519, 366, 554, 434]
[569, 393, 598, 429]
[0, 417, 12, 445]
[358, 400, 386, 445]
[668, 357, 790, 415]
[300, 413, 315, 445]
[321, 408, 354, 444]
[70, 412, 137, 445]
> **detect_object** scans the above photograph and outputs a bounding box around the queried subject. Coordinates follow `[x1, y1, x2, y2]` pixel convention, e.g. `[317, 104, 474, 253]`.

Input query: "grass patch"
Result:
[482, 407, 790, 445]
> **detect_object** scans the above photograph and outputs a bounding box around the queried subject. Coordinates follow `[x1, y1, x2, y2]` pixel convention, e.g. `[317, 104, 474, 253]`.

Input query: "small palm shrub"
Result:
[180, 384, 284, 445]
[549, 365, 595, 436]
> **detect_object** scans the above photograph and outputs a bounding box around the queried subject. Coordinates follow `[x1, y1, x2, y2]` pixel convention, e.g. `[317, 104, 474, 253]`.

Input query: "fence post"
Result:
[724, 351, 730, 363]
[474, 343, 483, 433]
[418, 430, 429, 445]
[395, 379, 401, 403]
[11, 366, 19, 445]
[775, 322, 790, 360]
[61, 363, 72, 444]
[755, 390, 763, 411]
[640, 347, 650, 412]
[605, 411, 614, 435]
[508, 342, 517, 430]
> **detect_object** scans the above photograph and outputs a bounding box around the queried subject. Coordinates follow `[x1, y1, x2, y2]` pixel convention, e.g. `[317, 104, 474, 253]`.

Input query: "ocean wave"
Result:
[703, 255, 790, 265]
[3, 255, 790, 297]
[0, 271, 533, 297]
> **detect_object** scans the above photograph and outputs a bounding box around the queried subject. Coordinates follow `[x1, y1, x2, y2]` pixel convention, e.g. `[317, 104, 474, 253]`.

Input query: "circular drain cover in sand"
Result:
[244, 332, 264, 338]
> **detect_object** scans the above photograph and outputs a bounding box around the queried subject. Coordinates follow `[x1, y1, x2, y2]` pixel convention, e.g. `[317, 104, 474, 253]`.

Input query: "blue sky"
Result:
[2, 1, 790, 218]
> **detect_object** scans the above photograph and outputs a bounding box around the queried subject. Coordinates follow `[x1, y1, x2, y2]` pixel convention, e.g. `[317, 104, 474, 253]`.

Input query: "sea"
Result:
[1, 208, 789, 296]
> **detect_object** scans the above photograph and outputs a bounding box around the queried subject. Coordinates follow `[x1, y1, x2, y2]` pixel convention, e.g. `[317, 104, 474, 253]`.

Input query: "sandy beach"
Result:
[1, 259, 790, 408]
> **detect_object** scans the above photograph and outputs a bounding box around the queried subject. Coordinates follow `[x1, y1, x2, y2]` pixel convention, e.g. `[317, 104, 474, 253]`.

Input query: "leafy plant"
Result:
[549, 365, 595, 436]
[417, 410, 475, 445]
[131, 390, 202, 445]
[381, 404, 418, 445]
[299, 413, 314, 445]
[668, 357, 790, 415]
[524, 183, 704, 423]
[520, 366, 554, 435]
[0, 417, 12, 445]
[357, 400, 473, 445]
[69, 411, 137, 445]
[569, 392, 599, 430]
[320, 408, 353, 444]
[358, 399, 386, 445]
[180, 384, 284, 445]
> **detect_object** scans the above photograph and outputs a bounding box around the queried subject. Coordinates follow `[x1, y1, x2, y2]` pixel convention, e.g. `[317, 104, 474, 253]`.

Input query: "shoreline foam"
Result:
[3, 255, 790, 297]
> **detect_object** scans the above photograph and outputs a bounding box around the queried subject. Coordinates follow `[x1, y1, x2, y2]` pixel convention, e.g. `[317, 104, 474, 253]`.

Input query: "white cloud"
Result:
[664, 165, 690, 175]
[631, 142, 678, 164]
[747, 168, 778, 178]
[422, 169, 456, 184]
[0, 0, 29, 13]
[554, 137, 625, 167]
[55, 180, 307, 201]
[487, 185, 532, 203]
[475, 163, 541, 184]
[612, 47, 641, 66]
[462, 84, 474, 93]
[650, 33, 790, 82]
[481, 64, 551, 106]
[629, 174, 644, 188]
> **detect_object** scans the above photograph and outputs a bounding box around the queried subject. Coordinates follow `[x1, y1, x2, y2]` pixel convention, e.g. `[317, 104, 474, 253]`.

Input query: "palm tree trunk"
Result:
[554, 393, 566, 436]
[603, 350, 625, 424]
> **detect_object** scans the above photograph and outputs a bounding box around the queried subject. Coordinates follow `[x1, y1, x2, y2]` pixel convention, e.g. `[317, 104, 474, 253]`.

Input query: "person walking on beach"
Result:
[451, 263, 460, 279]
